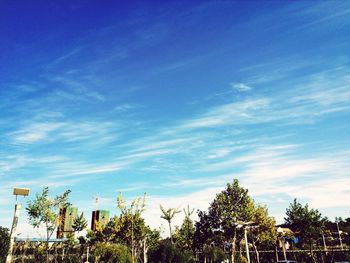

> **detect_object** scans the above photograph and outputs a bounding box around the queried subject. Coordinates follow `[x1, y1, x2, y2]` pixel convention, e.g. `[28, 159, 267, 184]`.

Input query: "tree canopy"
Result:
[0, 226, 10, 263]
[284, 198, 327, 248]
[194, 179, 276, 263]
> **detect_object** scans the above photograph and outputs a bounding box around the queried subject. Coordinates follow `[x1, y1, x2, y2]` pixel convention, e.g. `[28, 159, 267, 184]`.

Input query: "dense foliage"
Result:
[194, 179, 276, 262]
[26, 187, 71, 263]
[0, 226, 10, 262]
[9, 181, 348, 262]
[284, 198, 327, 248]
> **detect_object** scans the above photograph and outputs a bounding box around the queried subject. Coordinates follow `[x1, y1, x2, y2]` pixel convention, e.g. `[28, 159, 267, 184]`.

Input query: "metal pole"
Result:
[282, 237, 287, 261]
[336, 222, 344, 250]
[6, 203, 22, 263]
[322, 234, 327, 254]
[244, 227, 250, 263]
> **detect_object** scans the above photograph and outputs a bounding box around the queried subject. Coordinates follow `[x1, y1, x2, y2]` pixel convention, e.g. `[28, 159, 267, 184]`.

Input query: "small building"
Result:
[57, 207, 78, 238]
[91, 210, 109, 231]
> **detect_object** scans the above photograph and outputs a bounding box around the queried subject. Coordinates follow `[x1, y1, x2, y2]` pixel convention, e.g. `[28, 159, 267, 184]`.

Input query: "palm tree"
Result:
[72, 212, 88, 237]
[160, 205, 181, 243]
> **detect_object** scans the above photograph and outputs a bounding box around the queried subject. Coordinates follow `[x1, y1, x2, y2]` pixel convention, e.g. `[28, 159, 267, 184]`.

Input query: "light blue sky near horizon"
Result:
[1, 1, 350, 236]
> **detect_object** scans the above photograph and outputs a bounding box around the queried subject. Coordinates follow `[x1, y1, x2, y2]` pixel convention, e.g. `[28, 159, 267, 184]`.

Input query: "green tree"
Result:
[174, 205, 195, 251]
[194, 179, 275, 263]
[26, 187, 71, 263]
[0, 226, 10, 263]
[117, 192, 147, 263]
[284, 199, 327, 261]
[148, 239, 195, 263]
[160, 205, 181, 243]
[250, 205, 277, 263]
[72, 212, 88, 237]
[92, 242, 133, 263]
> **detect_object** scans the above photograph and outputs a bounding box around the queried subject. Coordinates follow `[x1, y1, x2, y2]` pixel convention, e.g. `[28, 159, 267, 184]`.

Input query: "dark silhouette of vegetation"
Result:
[19, 183, 350, 263]
[0, 226, 10, 262]
[194, 179, 276, 263]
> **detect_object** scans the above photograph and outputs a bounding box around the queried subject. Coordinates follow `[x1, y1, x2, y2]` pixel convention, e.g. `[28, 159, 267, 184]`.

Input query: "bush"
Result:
[202, 246, 227, 263]
[239, 255, 248, 263]
[92, 243, 132, 263]
[148, 239, 195, 263]
[0, 226, 10, 262]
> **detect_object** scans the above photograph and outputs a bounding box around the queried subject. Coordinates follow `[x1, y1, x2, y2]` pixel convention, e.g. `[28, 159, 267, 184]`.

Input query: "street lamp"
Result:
[6, 187, 30, 263]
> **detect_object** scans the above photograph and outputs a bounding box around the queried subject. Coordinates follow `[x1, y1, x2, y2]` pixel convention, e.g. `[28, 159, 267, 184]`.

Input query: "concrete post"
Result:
[6, 203, 22, 263]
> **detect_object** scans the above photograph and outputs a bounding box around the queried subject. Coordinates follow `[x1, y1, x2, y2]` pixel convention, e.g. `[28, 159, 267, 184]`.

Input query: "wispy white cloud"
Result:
[114, 103, 141, 112]
[182, 98, 271, 129]
[10, 122, 63, 144]
[9, 120, 119, 146]
[230, 82, 252, 92]
[49, 162, 124, 178]
[51, 76, 106, 102]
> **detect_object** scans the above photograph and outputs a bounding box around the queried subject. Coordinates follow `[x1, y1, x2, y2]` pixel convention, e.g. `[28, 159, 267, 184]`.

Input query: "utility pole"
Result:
[6, 188, 30, 263]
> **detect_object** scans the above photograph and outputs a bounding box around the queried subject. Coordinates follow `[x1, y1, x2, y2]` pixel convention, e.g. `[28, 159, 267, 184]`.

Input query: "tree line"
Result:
[1, 179, 349, 263]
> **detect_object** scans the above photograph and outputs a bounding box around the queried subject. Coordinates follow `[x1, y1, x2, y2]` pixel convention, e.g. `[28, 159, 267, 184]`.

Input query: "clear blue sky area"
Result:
[1, 1, 350, 236]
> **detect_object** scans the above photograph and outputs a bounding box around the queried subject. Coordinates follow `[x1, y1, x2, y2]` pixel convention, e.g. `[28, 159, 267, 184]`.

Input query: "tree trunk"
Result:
[275, 246, 279, 262]
[46, 223, 50, 263]
[143, 239, 148, 263]
[253, 240, 260, 263]
[132, 217, 135, 263]
[310, 240, 317, 263]
[168, 221, 173, 243]
[231, 229, 237, 263]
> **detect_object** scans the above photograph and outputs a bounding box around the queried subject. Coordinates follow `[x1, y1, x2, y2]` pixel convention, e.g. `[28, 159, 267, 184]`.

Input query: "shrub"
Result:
[148, 239, 195, 263]
[0, 226, 10, 262]
[92, 242, 132, 263]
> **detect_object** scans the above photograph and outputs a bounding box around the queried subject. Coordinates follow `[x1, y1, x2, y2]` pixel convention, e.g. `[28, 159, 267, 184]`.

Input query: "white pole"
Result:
[336, 222, 344, 250]
[282, 237, 287, 261]
[85, 245, 89, 263]
[322, 234, 327, 254]
[6, 203, 22, 263]
[244, 227, 250, 263]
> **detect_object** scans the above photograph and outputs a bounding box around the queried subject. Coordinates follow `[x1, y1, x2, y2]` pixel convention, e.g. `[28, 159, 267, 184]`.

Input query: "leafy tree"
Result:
[249, 205, 277, 263]
[0, 226, 10, 263]
[284, 199, 327, 261]
[72, 212, 88, 237]
[194, 179, 276, 263]
[117, 192, 147, 263]
[148, 239, 195, 263]
[173, 205, 195, 251]
[26, 187, 71, 263]
[92, 242, 132, 263]
[86, 192, 158, 263]
[203, 246, 228, 263]
[160, 205, 181, 243]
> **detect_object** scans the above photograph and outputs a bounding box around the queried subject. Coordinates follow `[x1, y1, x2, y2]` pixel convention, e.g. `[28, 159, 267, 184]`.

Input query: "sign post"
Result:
[6, 188, 30, 263]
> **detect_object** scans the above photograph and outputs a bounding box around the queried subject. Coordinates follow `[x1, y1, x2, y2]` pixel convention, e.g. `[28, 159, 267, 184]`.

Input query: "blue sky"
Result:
[1, 1, 350, 237]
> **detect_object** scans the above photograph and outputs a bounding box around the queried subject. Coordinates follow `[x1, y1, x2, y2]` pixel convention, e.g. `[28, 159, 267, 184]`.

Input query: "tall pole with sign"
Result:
[6, 188, 30, 263]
